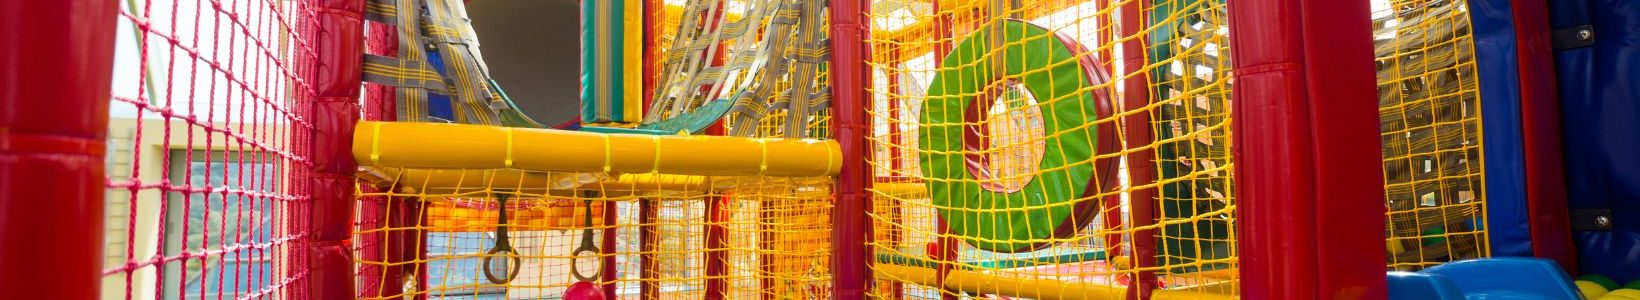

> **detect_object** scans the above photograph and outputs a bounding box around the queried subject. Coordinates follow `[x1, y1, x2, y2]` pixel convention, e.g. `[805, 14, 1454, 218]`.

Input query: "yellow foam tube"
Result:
[362, 167, 717, 192]
[874, 264, 1233, 300]
[872, 182, 929, 197]
[875, 264, 1126, 300]
[355, 122, 841, 176]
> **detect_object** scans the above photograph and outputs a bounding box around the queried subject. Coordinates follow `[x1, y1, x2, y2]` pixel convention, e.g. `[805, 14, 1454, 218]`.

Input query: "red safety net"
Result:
[102, 0, 317, 298]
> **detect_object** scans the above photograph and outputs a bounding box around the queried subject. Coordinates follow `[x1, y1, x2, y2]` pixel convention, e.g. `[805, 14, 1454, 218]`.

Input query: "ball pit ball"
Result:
[1609, 289, 1640, 299]
[1599, 295, 1637, 300]
[1626, 280, 1640, 290]
[1583, 275, 1623, 290]
[1581, 281, 1613, 299]
[563, 281, 605, 300]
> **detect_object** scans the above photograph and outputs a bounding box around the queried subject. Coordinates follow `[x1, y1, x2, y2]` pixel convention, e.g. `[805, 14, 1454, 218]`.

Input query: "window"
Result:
[162, 150, 278, 299]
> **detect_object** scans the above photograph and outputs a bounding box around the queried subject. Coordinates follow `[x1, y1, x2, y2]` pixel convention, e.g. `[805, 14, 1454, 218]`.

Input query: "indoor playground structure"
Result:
[9, 0, 1640, 299]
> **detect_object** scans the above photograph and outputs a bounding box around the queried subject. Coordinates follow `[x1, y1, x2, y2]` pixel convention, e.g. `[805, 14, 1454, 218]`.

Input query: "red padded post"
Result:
[639, 199, 660, 300]
[1508, 0, 1577, 273]
[0, 0, 118, 298]
[297, 0, 364, 298]
[930, 3, 960, 300]
[1228, 0, 1387, 298]
[704, 195, 729, 300]
[829, 0, 874, 299]
[601, 201, 619, 299]
[1116, 1, 1159, 299]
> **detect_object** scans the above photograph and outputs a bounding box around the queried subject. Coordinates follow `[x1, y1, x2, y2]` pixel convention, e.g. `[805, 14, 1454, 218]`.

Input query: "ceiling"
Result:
[466, 0, 582, 125]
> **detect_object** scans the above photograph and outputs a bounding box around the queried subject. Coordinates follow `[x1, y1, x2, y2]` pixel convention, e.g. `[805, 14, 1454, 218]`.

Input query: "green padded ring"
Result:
[920, 19, 1119, 253]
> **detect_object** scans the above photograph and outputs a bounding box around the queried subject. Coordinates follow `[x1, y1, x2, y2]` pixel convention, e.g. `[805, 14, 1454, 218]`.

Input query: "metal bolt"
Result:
[1577, 29, 1593, 41]
[1595, 215, 1611, 228]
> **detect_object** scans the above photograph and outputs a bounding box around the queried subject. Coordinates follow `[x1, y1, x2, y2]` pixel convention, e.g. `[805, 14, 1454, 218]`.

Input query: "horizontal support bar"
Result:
[354, 122, 841, 176]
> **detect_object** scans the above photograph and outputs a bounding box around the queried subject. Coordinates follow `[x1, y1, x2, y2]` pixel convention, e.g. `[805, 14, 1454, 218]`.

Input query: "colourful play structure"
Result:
[6, 0, 1640, 299]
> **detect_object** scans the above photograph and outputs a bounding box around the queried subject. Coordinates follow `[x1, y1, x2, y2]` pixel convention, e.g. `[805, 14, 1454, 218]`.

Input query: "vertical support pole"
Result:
[1507, 0, 1577, 273]
[299, 0, 364, 298]
[759, 198, 773, 300]
[639, 0, 660, 295]
[1228, 0, 1386, 298]
[704, 195, 729, 300]
[930, 3, 959, 300]
[829, 0, 873, 299]
[1117, 2, 1158, 299]
[0, 0, 116, 298]
[639, 199, 660, 300]
[601, 201, 619, 299]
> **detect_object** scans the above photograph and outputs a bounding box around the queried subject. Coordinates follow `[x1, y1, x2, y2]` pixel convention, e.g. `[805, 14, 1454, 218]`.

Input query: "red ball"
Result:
[564, 281, 605, 300]
[924, 242, 942, 260]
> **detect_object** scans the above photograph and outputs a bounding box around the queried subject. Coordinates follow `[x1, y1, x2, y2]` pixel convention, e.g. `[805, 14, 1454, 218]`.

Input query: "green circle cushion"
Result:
[920, 19, 1119, 253]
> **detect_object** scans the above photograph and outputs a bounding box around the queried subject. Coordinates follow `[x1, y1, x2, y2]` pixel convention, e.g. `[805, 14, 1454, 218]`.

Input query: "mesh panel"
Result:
[353, 0, 837, 297]
[102, 0, 310, 298]
[1371, 0, 1491, 271]
[354, 171, 836, 299]
[865, 0, 1237, 298]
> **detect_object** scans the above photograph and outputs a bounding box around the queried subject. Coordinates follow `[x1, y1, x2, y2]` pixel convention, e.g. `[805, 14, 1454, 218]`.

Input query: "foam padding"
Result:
[580, 0, 644, 123]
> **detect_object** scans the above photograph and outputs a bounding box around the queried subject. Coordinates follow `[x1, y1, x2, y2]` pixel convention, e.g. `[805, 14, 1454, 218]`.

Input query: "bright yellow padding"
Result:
[354, 122, 841, 176]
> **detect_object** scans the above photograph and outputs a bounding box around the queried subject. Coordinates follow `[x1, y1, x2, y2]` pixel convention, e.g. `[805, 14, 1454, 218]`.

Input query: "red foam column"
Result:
[829, 0, 874, 299]
[600, 200, 619, 299]
[639, 199, 659, 300]
[0, 0, 117, 298]
[639, 1, 662, 298]
[930, 3, 959, 299]
[704, 195, 729, 300]
[1508, 0, 1577, 273]
[298, 0, 364, 298]
[1116, 2, 1159, 299]
[1228, 0, 1386, 298]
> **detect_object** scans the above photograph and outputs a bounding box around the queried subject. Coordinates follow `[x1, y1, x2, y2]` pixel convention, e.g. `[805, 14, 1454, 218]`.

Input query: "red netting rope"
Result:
[103, 0, 320, 299]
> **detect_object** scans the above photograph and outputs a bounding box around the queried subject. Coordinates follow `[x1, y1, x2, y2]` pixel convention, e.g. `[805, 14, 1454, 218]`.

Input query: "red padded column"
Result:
[0, 0, 118, 298]
[1508, 0, 1577, 273]
[1228, 0, 1387, 298]
[829, 0, 874, 299]
[297, 0, 364, 298]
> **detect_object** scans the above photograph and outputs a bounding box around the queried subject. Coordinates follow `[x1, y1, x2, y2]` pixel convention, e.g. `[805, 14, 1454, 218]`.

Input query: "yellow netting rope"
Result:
[346, 0, 1501, 299]
[1372, 0, 1492, 271]
[865, 0, 1238, 298]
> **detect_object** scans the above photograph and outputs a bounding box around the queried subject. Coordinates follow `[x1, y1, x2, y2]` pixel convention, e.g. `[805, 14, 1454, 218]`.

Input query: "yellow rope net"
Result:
[865, 0, 1237, 298]
[346, 0, 1500, 299]
[355, 171, 837, 299]
[354, 0, 840, 297]
[1372, 0, 1492, 271]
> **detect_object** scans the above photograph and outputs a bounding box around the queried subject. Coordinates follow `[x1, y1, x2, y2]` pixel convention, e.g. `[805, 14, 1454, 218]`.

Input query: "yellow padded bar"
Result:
[874, 264, 1128, 300]
[873, 265, 1235, 300]
[353, 122, 841, 176]
[358, 167, 720, 193]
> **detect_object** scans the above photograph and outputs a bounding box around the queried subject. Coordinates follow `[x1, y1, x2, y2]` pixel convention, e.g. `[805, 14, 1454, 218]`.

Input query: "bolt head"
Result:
[1577, 29, 1593, 40]
[1595, 215, 1611, 228]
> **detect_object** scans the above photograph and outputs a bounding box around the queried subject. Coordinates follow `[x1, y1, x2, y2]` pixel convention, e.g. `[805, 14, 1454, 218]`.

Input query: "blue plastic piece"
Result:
[1403, 258, 1583, 299]
[1388, 271, 1468, 300]
[1548, 0, 1640, 283]
[426, 49, 456, 121]
[1464, 0, 1535, 258]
